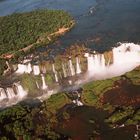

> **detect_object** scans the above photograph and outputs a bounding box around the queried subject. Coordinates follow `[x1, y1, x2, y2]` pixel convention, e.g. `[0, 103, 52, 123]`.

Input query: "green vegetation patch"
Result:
[81, 77, 120, 107]
[0, 92, 72, 140]
[83, 77, 120, 95]
[0, 9, 74, 55]
[105, 107, 134, 124]
[20, 74, 41, 94]
[44, 93, 71, 114]
[126, 67, 140, 85]
[0, 105, 29, 123]
[81, 90, 98, 106]
[0, 58, 7, 76]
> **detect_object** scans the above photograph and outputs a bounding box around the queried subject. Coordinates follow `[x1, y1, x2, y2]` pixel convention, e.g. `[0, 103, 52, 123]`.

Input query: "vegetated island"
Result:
[0, 9, 75, 75]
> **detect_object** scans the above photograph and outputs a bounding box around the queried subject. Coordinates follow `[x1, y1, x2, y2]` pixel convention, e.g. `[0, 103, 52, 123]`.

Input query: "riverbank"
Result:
[1, 20, 75, 59]
[0, 9, 75, 76]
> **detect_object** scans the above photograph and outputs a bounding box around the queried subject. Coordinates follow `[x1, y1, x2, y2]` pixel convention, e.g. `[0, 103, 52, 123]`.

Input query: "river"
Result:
[0, 0, 140, 55]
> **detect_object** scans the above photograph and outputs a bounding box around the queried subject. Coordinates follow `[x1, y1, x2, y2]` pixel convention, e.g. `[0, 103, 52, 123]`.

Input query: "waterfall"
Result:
[6, 88, 16, 99]
[85, 43, 140, 79]
[113, 43, 140, 64]
[16, 64, 27, 74]
[42, 66, 47, 74]
[33, 65, 40, 75]
[0, 88, 7, 100]
[86, 53, 94, 72]
[94, 54, 102, 71]
[52, 64, 59, 82]
[85, 53, 107, 75]
[14, 83, 27, 98]
[16, 63, 32, 74]
[26, 63, 32, 73]
[101, 54, 106, 69]
[62, 63, 67, 78]
[69, 59, 75, 76]
[76, 57, 81, 74]
[41, 74, 48, 90]
[36, 81, 40, 89]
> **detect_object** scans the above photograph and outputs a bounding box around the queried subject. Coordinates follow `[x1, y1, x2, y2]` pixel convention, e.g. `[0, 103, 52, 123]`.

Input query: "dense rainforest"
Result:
[0, 9, 74, 56]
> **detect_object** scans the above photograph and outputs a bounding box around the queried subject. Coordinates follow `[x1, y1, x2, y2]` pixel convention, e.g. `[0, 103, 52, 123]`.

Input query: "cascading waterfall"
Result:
[14, 83, 27, 98]
[6, 88, 16, 99]
[0, 83, 27, 102]
[84, 43, 140, 78]
[36, 81, 40, 89]
[76, 57, 82, 74]
[41, 74, 48, 90]
[62, 63, 67, 78]
[0, 83, 27, 108]
[16, 63, 32, 74]
[0, 88, 7, 100]
[85, 53, 94, 72]
[16, 64, 27, 74]
[52, 64, 59, 82]
[14, 43, 140, 83]
[1, 42, 140, 108]
[113, 43, 140, 64]
[26, 63, 32, 73]
[101, 54, 106, 69]
[94, 55, 100, 69]
[33, 65, 40, 75]
[69, 59, 75, 76]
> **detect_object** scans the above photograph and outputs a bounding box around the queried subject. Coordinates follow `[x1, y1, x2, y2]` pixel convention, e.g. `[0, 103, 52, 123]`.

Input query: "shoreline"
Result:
[0, 20, 75, 59]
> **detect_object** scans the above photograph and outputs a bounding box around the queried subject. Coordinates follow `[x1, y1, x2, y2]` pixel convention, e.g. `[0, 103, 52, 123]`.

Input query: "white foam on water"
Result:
[69, 59, 75, 76]
[41, 74, 48, 90]
[16, 64, 27, 74]
[33, 65, 40, 75]
[76, 57, 82, 74]
[0, 88, 7, 101]
[85, 43, 140, 80]
[52, 64, 59, 82]
[62, 63, 67, 78]
[14, 83, 28, 98]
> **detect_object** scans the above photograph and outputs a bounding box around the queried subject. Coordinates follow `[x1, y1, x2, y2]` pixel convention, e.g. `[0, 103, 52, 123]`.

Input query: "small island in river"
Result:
[0, 9, 74, 75]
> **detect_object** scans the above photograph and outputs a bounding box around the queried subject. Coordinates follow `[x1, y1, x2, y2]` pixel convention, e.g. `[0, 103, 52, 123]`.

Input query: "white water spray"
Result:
[85, 43, 140, 79]
[14, 83, 27, 98]
[6, 88, 15, 99]
[26, 63, 32, 73]
[52, 64, 59, 82]
[62, 63, 67, 78]
[0, 88, 7, 100]
[36, 81, 40, 89]
[69, 59, 75, 76]
[41, 74, 48, 90]
[76, 57, 82, 74]
[33, 65, 40, 75]
[16, 64, 27, 74]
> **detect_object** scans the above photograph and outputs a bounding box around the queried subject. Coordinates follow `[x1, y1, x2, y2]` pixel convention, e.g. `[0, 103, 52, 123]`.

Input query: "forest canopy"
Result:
[0, 9, 74, 55]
